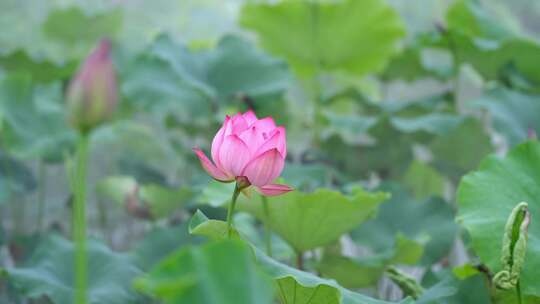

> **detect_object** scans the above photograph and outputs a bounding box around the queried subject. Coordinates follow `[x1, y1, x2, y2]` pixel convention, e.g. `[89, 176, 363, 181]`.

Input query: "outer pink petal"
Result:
[231, 113, 249, 134]
[243, 110, 258, 126]
[211, 116, 231, 169]
[257, 184, 293, 196]
[193, 148, 232, 181]
[219, 135, 251, 177]
[255, 126, 286, 157]
[241, 148, 285, 187]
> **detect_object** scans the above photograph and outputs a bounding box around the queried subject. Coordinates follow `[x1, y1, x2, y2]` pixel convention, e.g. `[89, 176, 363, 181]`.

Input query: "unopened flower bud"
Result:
[493, 202, 530, 290]
[386, 266, 424, 299]
[66, 39, 118, 133]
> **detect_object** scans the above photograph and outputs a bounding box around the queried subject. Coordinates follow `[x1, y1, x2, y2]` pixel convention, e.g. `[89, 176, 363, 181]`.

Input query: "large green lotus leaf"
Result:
[5, 234, 141, 304]
[255, 248, 413, 304]
[0, 74, 75, 162]
[496, 39, 540, 89]
[92, 121, 175, 182]
[204, 35, 291, 102]
[443, 0, 540, 87]
[135, 240, 274, 304]
[389, 113, 463, 136]
[421, 269, 491, 304]
[352, 183, 457, 265]
[42, 7, 123, 59]
[381, 44, 429, 82]
[0, 151, 36, 204]
[457, 141, 540, 297]
[122, 34, 290, 124]
[129, 223, 199, 271]
[237, 187, 389, 252]
[381, 32, 453, 81]
[472, 87, 540, 146]
[323, 118, 413, 179]
[233, 212, 296, 261]
[321, 92, 456, 178]
[446, 0, 516, 41]
[240, 0, 405, 77]
[0, 49, 76, 83]
[321, 111, 378, 145]
[96, 175, 192, 219]
[430, 117, 493, 180]
[120, 40, 213, 123]
[414, 273, 459, 304]
[281, 163, 336, 191]
[318, 255, 382, 291]
[140, 184, 193, 218]
[318, 234, 424, 289]
[403, 160, 445, 200]
[188, 209, 240, 241]
[449, 33, 540, 88]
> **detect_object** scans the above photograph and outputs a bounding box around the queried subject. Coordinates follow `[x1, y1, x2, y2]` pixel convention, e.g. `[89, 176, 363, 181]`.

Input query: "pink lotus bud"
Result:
[193, 110, 293, 196]
[528, 127, 537, 140]
[66, 39, 118, 133]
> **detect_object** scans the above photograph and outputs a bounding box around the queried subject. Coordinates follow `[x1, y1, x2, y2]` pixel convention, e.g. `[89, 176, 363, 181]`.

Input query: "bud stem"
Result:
[73, 134, 90, 304]
[517, 280, 523, 304]
[226, 183, 241, 238]
[296, 251, 304, 270]
[261, 195, 272, 257]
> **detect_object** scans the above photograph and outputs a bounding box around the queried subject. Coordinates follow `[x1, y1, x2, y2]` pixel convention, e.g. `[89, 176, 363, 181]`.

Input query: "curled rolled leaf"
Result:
[493, 202, 530, 290]
[386, 266, 424, 299]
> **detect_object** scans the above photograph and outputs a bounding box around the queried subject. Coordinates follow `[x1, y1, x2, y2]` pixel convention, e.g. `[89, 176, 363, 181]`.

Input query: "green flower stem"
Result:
[517, 280, 522, 304]
[37, 160, 46, 230]
[226, 183, 241, 238]
[261, 195, 272, 257]
[296, 251, 304, 271]
[73, 134, 90, 304]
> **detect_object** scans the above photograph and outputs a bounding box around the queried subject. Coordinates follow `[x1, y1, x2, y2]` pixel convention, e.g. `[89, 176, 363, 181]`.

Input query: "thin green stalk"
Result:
[517, 280, 523, 304]
[226, 184, 241, 238]
[296, 251, 304, 271]
[37, 160, 46, 231]
[261, 196, 272, 257]
[73, 134, 90, 304]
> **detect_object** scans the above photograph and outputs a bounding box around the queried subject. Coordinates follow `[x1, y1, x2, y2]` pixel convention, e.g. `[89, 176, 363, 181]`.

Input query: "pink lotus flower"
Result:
[194, 110, 292, 196]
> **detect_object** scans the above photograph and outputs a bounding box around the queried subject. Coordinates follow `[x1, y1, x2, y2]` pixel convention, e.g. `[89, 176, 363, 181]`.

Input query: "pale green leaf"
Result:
[0, 74, 75, 161]
[240, 0, 405, 77]
[318, 234, 423, 289]
[403, 160, 445, 200]
[6, 234, 141, 304]
[237, 187, 390, 252]
[352, 183, 457, 265]
[472, 87, 540, 146]
[135, 240, 274, 304]
[188, 209, 239, 240]
[255, 248, 413, 304]
[129, 223, 198, 271]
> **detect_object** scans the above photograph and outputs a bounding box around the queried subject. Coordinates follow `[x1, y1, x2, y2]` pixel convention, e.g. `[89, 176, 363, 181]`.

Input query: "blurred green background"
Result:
[1, 0, 540, 303]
